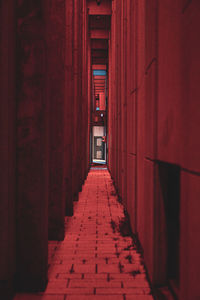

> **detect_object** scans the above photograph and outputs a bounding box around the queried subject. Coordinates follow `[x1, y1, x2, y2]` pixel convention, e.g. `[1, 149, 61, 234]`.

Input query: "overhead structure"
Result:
[87, 0, 111, 125]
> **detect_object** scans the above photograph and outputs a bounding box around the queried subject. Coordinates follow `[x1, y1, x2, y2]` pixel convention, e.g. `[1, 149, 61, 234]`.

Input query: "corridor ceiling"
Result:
[87, 0, 111, 98]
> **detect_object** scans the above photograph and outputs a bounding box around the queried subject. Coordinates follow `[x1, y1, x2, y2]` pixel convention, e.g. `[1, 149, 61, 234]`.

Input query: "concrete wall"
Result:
[16, 0, 49, 291]
[46, 0, 67, 241]
[0, 0, 90, 297]
[108, 0, 200, 299]
[157, 1, 200, 299]
[0, 1, 16, 299]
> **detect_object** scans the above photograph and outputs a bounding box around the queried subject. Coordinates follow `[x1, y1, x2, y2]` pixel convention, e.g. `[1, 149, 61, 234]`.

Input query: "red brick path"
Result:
[14, 169, 153, 300]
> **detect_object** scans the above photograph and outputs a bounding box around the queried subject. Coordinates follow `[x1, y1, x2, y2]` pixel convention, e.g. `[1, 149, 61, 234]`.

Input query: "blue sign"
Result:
[93, 70, 107, 76]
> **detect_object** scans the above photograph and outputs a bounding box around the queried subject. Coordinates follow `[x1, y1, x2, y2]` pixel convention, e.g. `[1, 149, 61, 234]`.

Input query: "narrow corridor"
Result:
[1, 1, 200, 299]
[14, 169, 153, 300]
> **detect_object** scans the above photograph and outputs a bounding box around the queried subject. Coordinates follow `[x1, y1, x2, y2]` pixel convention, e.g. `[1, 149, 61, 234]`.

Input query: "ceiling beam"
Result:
[92, 57, 108, 64]
[94, 75, 106, 79]
[92, 64, 107, 70]
[92, 50, 108, 59]
[87, 0, 112, 15]
[91, 39, 108, 50]
[90, 29, 109, 39]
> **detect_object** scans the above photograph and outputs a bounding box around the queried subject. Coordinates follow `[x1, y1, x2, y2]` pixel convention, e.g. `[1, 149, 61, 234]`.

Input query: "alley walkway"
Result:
[14, 169, 153, 300]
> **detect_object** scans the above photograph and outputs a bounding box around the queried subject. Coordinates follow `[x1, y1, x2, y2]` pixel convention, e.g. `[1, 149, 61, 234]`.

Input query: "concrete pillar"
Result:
[116, 0, 121, 194]
[47, 0, 66, 240]
[143, 0, 158, 283]
[108, 0, 117, 184]
[110, 0, 116, 179]
[16, 0, 48, 291]
[126, 0, 137, 232]
[108, 30, 112, 170]
[86, 26, 90, 176]
[135, 0, 146, 244]
[121, 0, 128, 206]
[82, 0, 89, 181]
[0, 1, 16, 298]
[179, 3, 200, 298]
[73, 0, 81, 201]
[78, 0, 85, 191]
[80, 0, 87, 186]
[64, 0, 75, 216]
[71, 0, 89, 202]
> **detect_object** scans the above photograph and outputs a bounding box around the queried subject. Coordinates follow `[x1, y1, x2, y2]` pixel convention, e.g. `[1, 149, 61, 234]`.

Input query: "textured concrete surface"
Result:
[0, 1, 16, 298]
[16, 0, 48, 291]
[47, 0, 66, 241]
[14, 169, 153, 300]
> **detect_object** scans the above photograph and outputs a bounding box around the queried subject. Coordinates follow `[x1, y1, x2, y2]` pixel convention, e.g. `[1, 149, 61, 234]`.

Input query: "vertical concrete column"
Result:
[113, 0, 117, 180]
[82, 0, 89, 181]
[126, 0, 137, 232]
[81, 4, 85, 183]
[16, 0, 48, 291]
[116, 0, 122, 196]
[77, 0, 82, 193]
[80, 0, 87, 187]
[180, 2, 200, 299]
[114, 0, 119, 189]
[86, 1, 90, 179]
[120, 0, 124, 201]
[108, 35, 112, 170]
[0, 1, 16, 298]
[78, 0, 84, 191]
[114, 0, 118, 186]
[109, 0, 138, 231]
[87, 40, 92, 168]
[82, 1, 88, 183]
[134, 0, 146, 240]
[143, 0, 158, 281]
[47, 0, 66, 240]
[73, 0, 81, 201]
[109, 0, 117, 181]
[121, 0, 128, 206]
[64, 0, 74, 216]
[144, 0, 158, 159]
[111, 0, 116, 180]
[77, 0, 82, 191]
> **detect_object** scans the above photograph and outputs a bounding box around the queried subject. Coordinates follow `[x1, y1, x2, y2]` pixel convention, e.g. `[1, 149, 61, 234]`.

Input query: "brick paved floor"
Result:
[14, 169, 154, 300]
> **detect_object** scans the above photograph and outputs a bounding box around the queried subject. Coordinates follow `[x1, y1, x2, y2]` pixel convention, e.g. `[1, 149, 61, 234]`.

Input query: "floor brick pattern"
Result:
[14, 169, 153, 300]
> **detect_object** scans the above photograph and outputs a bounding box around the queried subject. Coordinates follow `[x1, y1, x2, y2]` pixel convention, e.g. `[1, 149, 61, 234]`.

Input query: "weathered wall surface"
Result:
[47, 0, 66, 241]
[108, 0, 200, 299]
[0, 0, 89, 296]
[0, 1, 16, 299]
[16, 0, 48, 291]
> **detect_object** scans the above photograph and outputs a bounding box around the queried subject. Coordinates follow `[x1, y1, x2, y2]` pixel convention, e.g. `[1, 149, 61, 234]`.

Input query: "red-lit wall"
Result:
[0, 1, 16, 298]
[108, 1, 200, 299]
[0, 0, 90, 297]
[0, 1, 200, 299]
